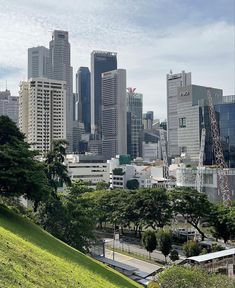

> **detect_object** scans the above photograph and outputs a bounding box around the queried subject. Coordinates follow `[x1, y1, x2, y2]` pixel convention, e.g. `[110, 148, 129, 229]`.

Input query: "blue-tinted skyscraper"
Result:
[201, 95, 235, 168]
[90, 51, 117, 136]
[76, 67, 91, 133]
[127, 90, 143, 158]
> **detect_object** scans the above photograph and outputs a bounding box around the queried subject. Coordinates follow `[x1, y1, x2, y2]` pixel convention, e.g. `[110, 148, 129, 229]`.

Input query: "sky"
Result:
[0, 0, 234, 120]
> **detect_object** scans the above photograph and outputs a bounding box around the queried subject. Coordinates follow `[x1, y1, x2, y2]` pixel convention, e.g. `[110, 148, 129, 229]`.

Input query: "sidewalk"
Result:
[104, 238, 185, 264]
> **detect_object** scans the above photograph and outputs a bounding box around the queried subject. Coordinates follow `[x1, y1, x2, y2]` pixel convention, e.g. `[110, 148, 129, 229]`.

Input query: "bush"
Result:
[159, 266, 235, 288]
[147, 281, 160, 288]
[183, 240, 201, 257]
[169, 249, 179, 261]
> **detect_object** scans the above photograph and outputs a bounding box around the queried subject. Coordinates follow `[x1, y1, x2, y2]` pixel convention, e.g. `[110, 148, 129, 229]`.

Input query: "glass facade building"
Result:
[127, 91, 143, 158]
[90, 51, 117, 136]
[76, 67, 91, 133]
[200, 95, 235, 168]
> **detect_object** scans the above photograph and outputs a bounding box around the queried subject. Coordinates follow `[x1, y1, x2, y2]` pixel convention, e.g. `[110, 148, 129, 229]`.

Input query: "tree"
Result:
[96, 181, 110, 190]
[0, 116, 50, 209]
[157, 230, 172, 262]
[68, 180, 94, 196]
[112, 168, 125, 175]
[170, 188, 212, 240]
[36, 190, 95, 253]
[45, 139, 71, 194]
[126, 179, 139, 190]
[169, 249, 179, 262]
[140, 188, 172, 229]
[142, 230, 157, 259]
[183, 240, 201, 257]
[209, 204, 235, 243]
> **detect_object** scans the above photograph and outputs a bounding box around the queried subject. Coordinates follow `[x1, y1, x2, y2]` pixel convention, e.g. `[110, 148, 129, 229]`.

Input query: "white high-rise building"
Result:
[19, 78, 66, 154]
[28, 46, 50, 79]
[101, 69, 127, 160]
[0, 90, 19, 125]
[49, 30, 73, 151]
[167, 71, 191, 158]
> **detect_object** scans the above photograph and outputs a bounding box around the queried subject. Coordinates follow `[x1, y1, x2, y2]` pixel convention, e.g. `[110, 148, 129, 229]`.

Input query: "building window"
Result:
[179, 117, 186, 128]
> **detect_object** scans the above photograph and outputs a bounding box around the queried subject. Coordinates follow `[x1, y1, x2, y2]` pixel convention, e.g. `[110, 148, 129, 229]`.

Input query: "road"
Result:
[105, 248, 161, 275]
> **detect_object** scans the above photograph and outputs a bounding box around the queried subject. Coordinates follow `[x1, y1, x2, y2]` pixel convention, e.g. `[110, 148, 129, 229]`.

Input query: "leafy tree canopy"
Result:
[157, 230, 172, 262]
[0, 116, 50, 208]
[142, 230, 157, 256]
[170, 187, 212, 240]
[126, 179, 139, 190]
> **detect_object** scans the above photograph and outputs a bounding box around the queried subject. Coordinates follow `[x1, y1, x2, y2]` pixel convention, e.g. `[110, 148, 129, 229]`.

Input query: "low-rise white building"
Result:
[109, 156, 152, 189]
[66, 154, 110, 186]
[176, 165, 235, 202]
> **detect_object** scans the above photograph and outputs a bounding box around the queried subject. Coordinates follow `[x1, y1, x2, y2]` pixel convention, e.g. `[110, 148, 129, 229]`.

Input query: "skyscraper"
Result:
[143, 111, 154, 130]
[19, 78, 66, 154]
[177, 84, 222, 161]
[167, 70, 191, 158]
[0, 90, 19, 125]
[101, 69, 127, 160]
[127, 89, 143, 158]
[90, 51, 117, 136]
[76, 67, 91, 133]
[49, 30, 73, 151]
[28, 46, 50, 79]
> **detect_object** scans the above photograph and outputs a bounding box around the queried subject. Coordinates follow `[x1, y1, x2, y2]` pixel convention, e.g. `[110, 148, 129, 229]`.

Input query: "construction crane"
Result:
[159, 129, 169, 186]
[207, 89, 232, 206]
[195, 128, 206, 193]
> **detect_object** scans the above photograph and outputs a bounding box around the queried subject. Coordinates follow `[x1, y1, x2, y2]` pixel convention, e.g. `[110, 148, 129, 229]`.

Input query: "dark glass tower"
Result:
[90, 51, 117, 136]
[76, 67, 91, 133]
[200, 95, 235, 168]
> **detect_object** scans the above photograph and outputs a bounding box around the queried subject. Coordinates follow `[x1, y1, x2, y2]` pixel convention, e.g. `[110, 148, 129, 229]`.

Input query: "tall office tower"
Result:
[143, 111, 154, 129]
[201, 94, 235, 168]
[19, 78, 66, 154]
[28, 46, 50, 79]
[76, 67, 91, 133]
[101, 69, 127, 160]
[49, 30, 73, 151]
[19, 82, 29, 138]
[167, 70, 191, 159]
[127, 89, 143, 158]
[0, 90, 19, 125]
[177, 84, 222, 161]
[90, 51, 117, 136]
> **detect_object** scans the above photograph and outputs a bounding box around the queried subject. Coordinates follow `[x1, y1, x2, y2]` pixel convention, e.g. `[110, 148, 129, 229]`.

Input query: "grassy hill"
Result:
[0, 205, 141, 288]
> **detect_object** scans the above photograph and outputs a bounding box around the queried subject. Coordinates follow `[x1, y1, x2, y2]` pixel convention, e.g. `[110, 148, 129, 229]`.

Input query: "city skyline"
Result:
[0, 0, 234, 120]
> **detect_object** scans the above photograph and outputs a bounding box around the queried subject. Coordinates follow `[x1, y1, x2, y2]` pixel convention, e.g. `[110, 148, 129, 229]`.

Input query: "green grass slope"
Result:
[0, 205, 141, 288]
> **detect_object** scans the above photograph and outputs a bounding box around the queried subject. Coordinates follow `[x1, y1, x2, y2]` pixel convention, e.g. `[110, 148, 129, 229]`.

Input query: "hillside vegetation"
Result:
[0, 205, 141, 288]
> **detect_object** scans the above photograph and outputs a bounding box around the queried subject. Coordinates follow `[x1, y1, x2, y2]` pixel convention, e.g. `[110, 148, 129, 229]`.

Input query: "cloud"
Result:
[0, 0, 234, 120]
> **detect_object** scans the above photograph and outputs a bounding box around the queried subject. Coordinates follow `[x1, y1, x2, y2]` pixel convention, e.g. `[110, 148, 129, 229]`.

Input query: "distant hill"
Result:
[0, 205, 141, 288]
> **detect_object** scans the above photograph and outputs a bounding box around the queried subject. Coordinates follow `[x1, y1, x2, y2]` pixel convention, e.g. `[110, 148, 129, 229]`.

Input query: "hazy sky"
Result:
[0, 0, 234, 120]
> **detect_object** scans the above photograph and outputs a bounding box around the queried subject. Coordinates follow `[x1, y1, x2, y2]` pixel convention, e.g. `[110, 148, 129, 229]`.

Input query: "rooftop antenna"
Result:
[170, 69, 173, 75]
[5, 80, 8, 91]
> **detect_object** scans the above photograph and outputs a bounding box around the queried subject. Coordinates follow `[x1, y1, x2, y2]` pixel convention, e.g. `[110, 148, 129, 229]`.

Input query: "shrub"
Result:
[147, 281, 160, 288]
[169, 249, 179, 261]
[183, 240, 201, 257]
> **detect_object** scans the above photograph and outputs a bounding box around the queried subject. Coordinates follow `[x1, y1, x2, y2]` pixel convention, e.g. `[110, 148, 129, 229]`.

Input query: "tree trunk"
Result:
[189, 222, 206, 241]
[121, 226, 124, 235]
